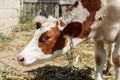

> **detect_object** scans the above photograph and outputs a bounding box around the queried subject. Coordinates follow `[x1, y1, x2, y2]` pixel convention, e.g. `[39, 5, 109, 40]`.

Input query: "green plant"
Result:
[0, 33, 13, 42]
[20, 15, 33, 24]
[20, 22, 35, 31]
[20, 15, 36, 31]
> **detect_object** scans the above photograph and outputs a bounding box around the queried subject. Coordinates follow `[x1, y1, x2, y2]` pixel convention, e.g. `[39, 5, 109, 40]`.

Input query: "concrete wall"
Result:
[0, 0, 20, 35]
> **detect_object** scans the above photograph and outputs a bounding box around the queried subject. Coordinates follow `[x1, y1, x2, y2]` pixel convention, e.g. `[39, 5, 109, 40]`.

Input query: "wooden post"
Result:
[61, 5, 66, 17]
[55, 4, 59, 18]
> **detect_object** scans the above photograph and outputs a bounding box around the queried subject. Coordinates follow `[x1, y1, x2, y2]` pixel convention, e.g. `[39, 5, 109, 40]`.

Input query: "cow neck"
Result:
[59, 0, 101, 39]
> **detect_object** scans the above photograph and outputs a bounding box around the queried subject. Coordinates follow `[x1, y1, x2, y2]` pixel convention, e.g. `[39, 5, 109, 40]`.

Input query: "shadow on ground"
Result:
[27, 65, 94, 80]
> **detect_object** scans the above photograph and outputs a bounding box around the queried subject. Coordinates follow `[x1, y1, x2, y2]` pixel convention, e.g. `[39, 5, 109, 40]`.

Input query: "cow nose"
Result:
[17, 56, 25, 64]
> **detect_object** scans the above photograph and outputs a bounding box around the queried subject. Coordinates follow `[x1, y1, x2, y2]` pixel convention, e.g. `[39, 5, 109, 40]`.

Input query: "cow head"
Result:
[17, 16, 86, 66]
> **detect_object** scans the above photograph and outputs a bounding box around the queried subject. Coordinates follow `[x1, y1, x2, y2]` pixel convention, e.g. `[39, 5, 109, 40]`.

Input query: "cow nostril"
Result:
[20, 57, 24, 62]
[18, 56, 25, 63]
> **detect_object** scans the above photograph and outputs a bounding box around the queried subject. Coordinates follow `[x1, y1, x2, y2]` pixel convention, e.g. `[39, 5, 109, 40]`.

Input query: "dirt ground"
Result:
[0, 27, 115, 80]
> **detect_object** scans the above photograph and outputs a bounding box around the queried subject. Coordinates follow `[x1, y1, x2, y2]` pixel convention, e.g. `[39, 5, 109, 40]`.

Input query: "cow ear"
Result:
[62, 22, 82, 38]
[56, 20, 66, 31]
[34, 16, 46, 29]
[59, 20, 66, 27]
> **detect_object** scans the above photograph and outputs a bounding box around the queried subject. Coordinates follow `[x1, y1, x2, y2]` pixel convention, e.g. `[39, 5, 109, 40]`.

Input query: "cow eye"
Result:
[43, 35, 50, 41]
[39, 34, 51, 42]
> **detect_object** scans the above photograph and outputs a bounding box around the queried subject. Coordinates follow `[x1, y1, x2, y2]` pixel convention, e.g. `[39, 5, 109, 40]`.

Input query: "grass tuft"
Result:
[20, 15, 33, 24]
[20, 22, 35, 31]
[0, 33, 13, 42]
[20, 15, 35, 31]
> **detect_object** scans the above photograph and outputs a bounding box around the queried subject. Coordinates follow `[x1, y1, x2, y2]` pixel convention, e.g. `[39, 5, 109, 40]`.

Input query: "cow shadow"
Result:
[27, 65, 94, 80]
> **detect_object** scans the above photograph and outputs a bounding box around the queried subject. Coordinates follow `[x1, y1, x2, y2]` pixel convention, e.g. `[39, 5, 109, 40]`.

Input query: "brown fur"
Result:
[38, 27, 60, 54]
[62, 22, 82, 37]
[38, 26, 68, 54]
[59, 20, 66, 27]
[52, 32, 67, 52]
[79, 0, 101, 38]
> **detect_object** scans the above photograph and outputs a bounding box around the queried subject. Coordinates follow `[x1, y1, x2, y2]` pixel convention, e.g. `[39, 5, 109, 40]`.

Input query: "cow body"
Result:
[18, 0, 120, 80]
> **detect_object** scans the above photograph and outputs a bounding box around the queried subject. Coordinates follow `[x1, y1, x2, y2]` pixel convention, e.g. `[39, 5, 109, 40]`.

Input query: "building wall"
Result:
[0, 0, 20, 35]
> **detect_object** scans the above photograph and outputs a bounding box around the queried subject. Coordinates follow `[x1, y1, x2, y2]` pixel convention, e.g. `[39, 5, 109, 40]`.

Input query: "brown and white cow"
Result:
[17, 0, 120, 80]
